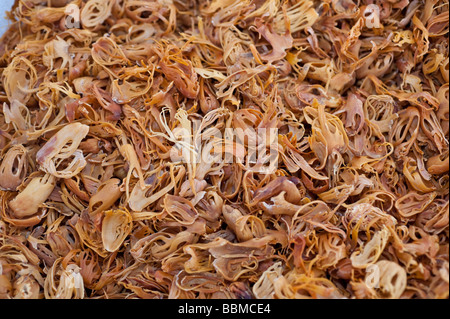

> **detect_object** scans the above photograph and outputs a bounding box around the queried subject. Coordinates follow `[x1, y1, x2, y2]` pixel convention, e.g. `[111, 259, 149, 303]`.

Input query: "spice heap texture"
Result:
[0, 0, 448, 299]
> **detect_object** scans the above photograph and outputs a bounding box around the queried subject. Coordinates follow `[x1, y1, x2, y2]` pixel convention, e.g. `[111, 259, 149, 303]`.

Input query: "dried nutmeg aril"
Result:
[0, 0, 447, 300]
[101, 208, 133, 252]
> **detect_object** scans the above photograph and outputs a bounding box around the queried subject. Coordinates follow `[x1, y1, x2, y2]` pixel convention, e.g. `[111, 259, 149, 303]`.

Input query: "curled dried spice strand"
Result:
[0, 0, 448, 300]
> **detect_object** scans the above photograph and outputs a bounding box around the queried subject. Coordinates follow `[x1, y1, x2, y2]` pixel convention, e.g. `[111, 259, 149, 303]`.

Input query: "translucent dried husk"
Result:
[272, 269, 345, 299]
[252, 261, 284, 299]
[163, 195, 199, 225]
[208, 237, 275, 281]
[416, 200, 449, 235]
[31, 5, 67, 26]
[369, 260, 407, 299]
[280, 135, 329, 181]
[128, 165, 185, 212]
[46, 225, 80, 258]
[13, 275, 40, 299]
[91, 37, 129, 68]
[3, 100, 30, 132]
[395, 192, 436, 218]
[173, 271, 228, 298]
[0, 0, 447, 300]
[43, 36, 72, 70]
[131, 231, 198, 263]
[81, 0, 115, 28]
[101, 208, 133, 252]
[2, 57, 37, 105]
[222, 205, 267, 242]
[254, 18, 293, 63]
[343, 203, 397, 245]
[44, 259, 85, 299]
[0, 145, 28, 191]
[183, 242, 216, 274]
[89, 178, 123, 218]
[119, 143, 146, 200]
[251, 176, 302, 206]
[351, 227, 390, 269]
[91, 84, 122, 120]
[9, 174, 56, 219]
[111, 76, 153, 104]
[159, 46, 200, 99]
[0, 275, 12, 299]
[63, 176, 90, 203]
[36, 123, 89, 178]
[274, 0, 318, 34]
[363, 95, 397, 133]
[316, 233, 347, 269]
[74, 212, 108, 258]
[427, 152, 449, 175]
[124, 0, 175, 28]
[120, 265, 170, 299]
[304, 101, 349, 167]
[403, 158, 435, 193]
